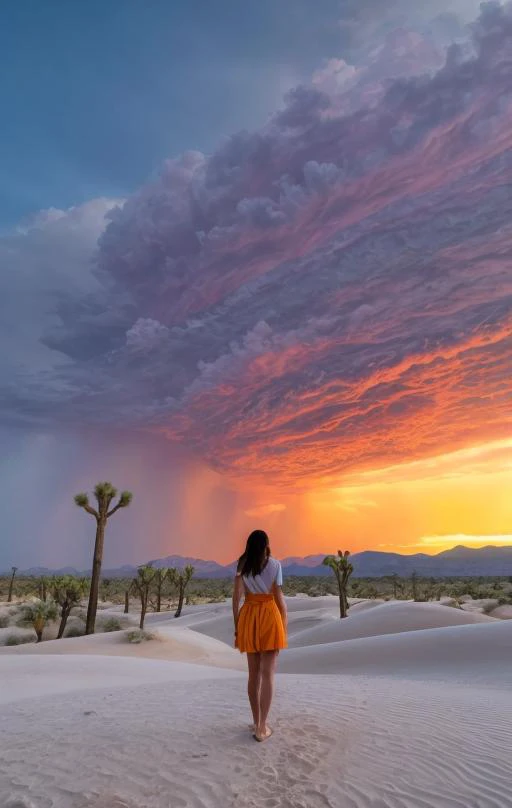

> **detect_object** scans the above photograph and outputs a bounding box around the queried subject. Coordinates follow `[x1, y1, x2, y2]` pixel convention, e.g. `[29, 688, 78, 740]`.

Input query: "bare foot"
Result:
[254, 725, 273, 742]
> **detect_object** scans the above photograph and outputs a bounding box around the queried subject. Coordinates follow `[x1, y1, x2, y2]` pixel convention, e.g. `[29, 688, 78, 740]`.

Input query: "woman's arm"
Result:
[232, 574, 243, 637]
[272, 581, 288, 630]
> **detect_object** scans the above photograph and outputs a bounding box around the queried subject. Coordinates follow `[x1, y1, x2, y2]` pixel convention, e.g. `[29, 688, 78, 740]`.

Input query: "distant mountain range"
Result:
[5, 545, 512, 579]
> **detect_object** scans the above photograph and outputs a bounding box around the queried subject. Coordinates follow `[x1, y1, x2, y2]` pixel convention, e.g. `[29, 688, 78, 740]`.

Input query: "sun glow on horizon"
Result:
[387, 535, 512, 555]
[250, 437, 512, 560]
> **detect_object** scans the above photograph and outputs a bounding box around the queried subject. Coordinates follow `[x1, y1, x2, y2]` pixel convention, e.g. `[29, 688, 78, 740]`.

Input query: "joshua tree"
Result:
[7, 566, 18, 603]
[100, 577, 113, 603]
[411, 570, 419, 601]
[169, 565, 195, 618]
[422, 577, 437, 602]
[78, 576, 90, 598]
[74, 482, 133, 635]
[322, 550, 354, 618]
[124, 579, 137, 614]
[52, 576, 84, 638]
[350, 580, 361, 598]
[391, 573, 399, 600]
[133, 565, 157, 629]
[39, 575, 49, 601]
[365, 583, 379, 599]
[21, 599, 58, 642]
[153, 568, 169, 612]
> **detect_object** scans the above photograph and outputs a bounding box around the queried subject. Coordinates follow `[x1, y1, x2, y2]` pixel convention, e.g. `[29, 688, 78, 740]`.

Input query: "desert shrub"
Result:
[4, 633, 35, 646]
[0, 614, 9, 628]
[65, 625, 85, 638]
[480, 599, 499, 614]
[442, 598, 460, 608]
[101, 617, 123, 632]
[19, 599, 58, 642]
[97, 601, 115, 611]
[125, 629, 155, 644]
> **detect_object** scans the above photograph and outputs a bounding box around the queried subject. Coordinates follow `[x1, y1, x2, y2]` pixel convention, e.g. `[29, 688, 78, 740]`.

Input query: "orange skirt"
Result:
[236, 593, 287, 653]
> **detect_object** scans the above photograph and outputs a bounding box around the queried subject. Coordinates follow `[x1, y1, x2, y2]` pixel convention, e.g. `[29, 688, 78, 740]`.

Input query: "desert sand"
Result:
[1, 597, 511, 808]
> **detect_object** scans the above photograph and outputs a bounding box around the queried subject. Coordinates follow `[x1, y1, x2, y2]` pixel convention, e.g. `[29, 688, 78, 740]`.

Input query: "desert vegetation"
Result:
[2, 566, 511, 646]
[52, 575, 86, 638]
[7, 566, 17, 603]
[0, 560, 197, 644]
[3, 570, 512, 608]
[132, 565, 157, 629]
[74, 481, 133, 635]
[125, 628, 156, 644]
[19, 599, 58, 642]
[169, 565, 195, 618]
[323, 550, 354, 618]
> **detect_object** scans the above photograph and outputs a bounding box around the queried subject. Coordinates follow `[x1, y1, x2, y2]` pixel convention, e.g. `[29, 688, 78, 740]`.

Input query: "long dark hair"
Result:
[238, 530, 270, 578]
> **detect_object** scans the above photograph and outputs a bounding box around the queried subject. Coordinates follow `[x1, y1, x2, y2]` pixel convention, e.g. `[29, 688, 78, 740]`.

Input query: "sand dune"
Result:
[489, 604, 512, 619]
[280, 619, 512, 680]
[287, 600, 496, 646]
[0, 622, 245, 670]
[1, 598, 512, 808]
[0, 654, 241, 707]
[2, 652, 511, 807]
[189, 597, 496, 648]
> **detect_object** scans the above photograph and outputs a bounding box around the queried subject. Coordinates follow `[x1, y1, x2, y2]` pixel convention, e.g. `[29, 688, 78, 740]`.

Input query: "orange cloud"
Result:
[244, 503, 287, 518]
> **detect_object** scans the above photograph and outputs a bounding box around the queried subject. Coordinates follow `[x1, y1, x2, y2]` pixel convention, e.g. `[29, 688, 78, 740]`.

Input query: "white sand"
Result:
[1, 623, 245, 670]
[489, 604, 512, 619]
[287, 600, 496, 646]
[1, 598, 512, 807]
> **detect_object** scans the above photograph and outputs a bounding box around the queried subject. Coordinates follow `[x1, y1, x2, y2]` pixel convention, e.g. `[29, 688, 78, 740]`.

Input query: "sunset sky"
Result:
[1, 1, 512, 568]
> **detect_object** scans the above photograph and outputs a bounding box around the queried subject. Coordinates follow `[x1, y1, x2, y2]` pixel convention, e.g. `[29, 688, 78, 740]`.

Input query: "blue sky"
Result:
[0, 0, 345, 228]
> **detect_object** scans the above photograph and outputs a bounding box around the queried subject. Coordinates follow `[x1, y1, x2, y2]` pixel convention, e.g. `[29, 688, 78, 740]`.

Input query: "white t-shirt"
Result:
[242, 556, 283, 594]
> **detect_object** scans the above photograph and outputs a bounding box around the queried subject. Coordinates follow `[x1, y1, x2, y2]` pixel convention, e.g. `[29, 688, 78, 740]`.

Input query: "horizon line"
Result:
[3, 542, 512, 573]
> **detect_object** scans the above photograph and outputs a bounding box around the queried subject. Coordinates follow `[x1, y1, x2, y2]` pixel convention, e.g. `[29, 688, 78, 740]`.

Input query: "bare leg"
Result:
[247, 652, 261, 728]
[256, 651, 278, 740]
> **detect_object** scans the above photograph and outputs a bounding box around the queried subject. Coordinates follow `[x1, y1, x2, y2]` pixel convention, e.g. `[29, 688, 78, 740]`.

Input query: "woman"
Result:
[233, 529, 288, 742]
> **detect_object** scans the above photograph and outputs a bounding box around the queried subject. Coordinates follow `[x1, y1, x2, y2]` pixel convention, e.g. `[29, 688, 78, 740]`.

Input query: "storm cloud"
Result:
[2, 2, 512, 486]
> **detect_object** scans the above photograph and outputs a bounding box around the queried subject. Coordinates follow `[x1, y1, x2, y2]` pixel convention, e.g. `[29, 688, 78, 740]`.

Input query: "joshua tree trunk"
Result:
[139, 584, 149, 631]
[175, 584, 185, 618]
[34, 617, 44, 643]
[153, 569, 168, 613]
[7, 567, 17, 603]
[85, 518, 105, 635]
[124, 590, 130, 614]
[332, 566, 352, 618]
[170, 566, 194, 618]
[336, 572, 349, 618]
[39, 578, 47, 601]
[411, 570, 418, 602]
[139, 595, 148, 629]
[57, 604, 72, 639]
